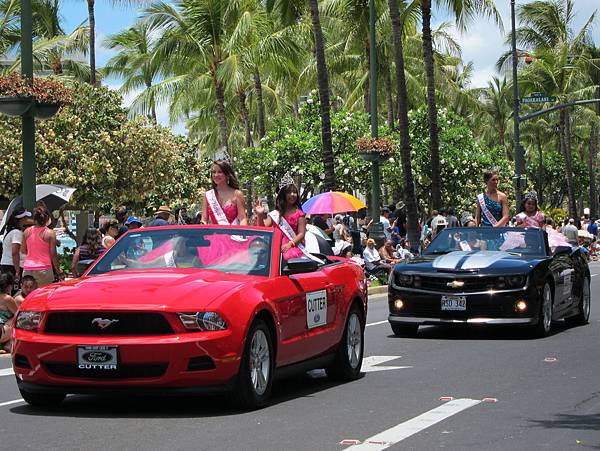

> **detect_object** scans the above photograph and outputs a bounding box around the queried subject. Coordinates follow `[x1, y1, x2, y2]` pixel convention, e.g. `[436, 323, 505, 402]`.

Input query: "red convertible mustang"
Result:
[13, 225, 367, 409]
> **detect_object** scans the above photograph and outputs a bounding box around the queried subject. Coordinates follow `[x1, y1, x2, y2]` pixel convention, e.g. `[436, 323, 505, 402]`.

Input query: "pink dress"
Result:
[208, 200, 238, 224]
[514, 211, 545, 228]
[203, 198, 250, 265]
[278, 209, 305, 260]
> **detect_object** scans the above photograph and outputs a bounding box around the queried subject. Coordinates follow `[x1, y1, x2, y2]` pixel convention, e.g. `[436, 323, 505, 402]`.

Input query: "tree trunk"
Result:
[589, 122, 598, 219]
[421, 0, 441, 210]
[388, 0, 419, 250]
[308, 0, 336, 191]
[146, 80, 157, 123]
[560, 108, 577, 221]
[239, 90, 253, 148]
[384, 65, 394, 130]
[254, 68, 266, 138]
[87, 0, 97, 86]
[213, 73, 229, 151]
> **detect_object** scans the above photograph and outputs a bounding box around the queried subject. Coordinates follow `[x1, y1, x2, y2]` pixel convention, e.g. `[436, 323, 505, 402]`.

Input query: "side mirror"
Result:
[283, 258, 319, 275]
[553, 245, 572, 255]
[76, 259, 95, 276]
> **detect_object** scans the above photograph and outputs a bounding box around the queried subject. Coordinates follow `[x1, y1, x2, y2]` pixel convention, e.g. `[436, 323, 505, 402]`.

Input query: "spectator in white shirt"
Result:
[380, 208, 393, 240]
[396, 239, 414, 260]
[362, 238, 391, 272]
[1, 208, 32, 285]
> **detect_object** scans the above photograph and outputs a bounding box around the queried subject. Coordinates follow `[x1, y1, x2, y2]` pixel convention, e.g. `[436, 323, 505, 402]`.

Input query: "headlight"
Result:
[177, 312, 227, 331]
[396, 274, 413, 287]
[506, 275, 527, 288]
[16, 311, 42, 331]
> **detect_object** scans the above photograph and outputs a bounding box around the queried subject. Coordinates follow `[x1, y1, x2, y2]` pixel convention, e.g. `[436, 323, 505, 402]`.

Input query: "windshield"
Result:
[88, 227, 273, 277]
[424, 228, 546, 256]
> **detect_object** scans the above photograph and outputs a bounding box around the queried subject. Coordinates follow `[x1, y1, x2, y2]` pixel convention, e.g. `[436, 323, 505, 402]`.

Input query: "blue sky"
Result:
[60, 0, 600, 131]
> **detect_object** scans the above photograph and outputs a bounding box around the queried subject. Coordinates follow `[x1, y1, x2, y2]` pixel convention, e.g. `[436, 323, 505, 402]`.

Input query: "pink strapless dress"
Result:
[280, 209, 305, 260]
[202, 201, 251, 266]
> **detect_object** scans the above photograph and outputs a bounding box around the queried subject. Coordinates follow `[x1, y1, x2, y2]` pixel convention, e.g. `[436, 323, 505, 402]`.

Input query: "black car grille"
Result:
[417, 276, 500, 293]
[44, 363, 168, 379]
[43, 312, 173, 335]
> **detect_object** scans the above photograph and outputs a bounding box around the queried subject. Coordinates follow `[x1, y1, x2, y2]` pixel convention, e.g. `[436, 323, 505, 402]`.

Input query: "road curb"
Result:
[368, 286, 388, 296]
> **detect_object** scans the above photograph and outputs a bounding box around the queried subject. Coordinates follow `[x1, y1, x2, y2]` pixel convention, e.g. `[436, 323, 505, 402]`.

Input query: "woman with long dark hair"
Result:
[71, 228, 106, 275]
[514, 191, 545, 228]
[21, 202, 63, 287]
[475, 169, 509, 227]
[201, 159, 247, 225]
[1, 208, 32, 285]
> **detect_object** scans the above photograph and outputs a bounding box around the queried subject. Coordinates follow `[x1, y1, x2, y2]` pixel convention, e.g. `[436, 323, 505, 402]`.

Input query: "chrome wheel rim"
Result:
[583, 278, 591, 320]
[249, 329, 270, 396]
[542, 284, 552, 332]
[346, 313, 362, 369]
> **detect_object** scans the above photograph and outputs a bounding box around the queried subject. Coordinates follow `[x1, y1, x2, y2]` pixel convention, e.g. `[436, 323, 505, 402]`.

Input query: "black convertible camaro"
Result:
[388, 227, 591, 337]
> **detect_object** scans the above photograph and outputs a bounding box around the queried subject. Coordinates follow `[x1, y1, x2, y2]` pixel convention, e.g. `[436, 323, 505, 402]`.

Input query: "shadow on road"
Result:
[387, 321, 578, 341]
[9, 372, 360, 419]
[529, 412, 600, 440]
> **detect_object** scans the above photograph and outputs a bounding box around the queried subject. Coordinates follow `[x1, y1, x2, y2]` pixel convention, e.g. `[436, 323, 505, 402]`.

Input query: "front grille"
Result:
[417, 276, 500, 293]
[44, 363, 168, 379]
[43, 312, 173, 335]
[404, 301, 504, 318]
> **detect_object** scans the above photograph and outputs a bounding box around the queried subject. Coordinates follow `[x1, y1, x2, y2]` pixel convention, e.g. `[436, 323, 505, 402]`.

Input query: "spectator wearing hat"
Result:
[1, 208, 33, 284]
[150, 206, 172, 227]
[125, 216, 142, 229]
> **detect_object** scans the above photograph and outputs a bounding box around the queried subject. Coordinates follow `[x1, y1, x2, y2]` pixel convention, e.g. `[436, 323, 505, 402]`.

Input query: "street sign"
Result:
[521, 94, 557, 104]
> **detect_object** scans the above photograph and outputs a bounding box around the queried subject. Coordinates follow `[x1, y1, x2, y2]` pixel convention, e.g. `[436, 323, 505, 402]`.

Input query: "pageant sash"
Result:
[477, 193, 498, 227]
[268, 211, 323, 263]
[206, 189, 240, 225]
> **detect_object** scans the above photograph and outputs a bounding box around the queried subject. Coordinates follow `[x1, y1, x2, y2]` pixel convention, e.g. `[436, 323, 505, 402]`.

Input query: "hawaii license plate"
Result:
[441, 295, 467, 311]
[77, 345, 118, 370]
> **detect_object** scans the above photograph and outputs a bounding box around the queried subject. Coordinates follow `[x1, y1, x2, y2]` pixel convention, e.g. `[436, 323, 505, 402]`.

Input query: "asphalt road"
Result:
[1, 265, 600, 450]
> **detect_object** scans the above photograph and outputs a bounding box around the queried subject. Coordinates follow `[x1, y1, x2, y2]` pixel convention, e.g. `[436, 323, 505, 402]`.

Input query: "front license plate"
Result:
[441, 295, 466, 311]
[77, 345, 118, 370]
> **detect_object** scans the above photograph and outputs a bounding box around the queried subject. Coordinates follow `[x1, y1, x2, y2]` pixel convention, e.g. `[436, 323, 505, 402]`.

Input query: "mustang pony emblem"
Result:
[91, 318, 119, 329]
[446, 280, 465, 289]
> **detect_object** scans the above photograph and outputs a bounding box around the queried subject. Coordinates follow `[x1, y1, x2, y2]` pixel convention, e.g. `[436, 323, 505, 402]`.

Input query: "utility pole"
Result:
[21, 0, 35, 211]
[511, 0, 525, 208]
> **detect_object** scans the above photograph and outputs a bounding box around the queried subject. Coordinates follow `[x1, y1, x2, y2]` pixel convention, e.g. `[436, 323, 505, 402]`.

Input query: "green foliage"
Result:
[544, 207, 568, 224]
[236, 90, 371, 199]
[384, 107, 515, 215]
[0, 81, 209, 212]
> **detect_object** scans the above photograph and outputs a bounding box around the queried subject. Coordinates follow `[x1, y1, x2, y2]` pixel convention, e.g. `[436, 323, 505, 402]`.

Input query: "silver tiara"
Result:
[524, 190, 538, 202]
[213, 147, 232, 165]
[278, 172, 295, 191]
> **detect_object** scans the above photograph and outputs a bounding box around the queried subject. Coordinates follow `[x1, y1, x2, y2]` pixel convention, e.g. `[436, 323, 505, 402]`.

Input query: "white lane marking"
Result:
[591, 274, 598, 277]
[0, 399, 24, 408]
[362, 356, 412, 373]
[366, 320, 387, 327]
[0, 368, 14, 377]
[345, 398, 482, 450]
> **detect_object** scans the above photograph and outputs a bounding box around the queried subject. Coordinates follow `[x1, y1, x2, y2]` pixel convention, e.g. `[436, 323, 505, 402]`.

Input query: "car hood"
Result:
[398, 251, 543, 274]
[22, 269, 253, 311]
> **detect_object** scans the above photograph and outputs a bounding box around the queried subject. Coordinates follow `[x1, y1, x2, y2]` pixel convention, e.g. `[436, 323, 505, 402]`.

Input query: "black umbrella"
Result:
[0, 184, 76, 234]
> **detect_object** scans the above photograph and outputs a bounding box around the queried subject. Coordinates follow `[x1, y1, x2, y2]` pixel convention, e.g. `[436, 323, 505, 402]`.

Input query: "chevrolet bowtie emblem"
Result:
[447, 280, 465, 288]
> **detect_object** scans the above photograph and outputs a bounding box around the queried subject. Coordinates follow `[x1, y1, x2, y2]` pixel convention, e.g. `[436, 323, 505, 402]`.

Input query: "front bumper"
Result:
[12, 329, 242, 391]
[388, 284, 539, 327]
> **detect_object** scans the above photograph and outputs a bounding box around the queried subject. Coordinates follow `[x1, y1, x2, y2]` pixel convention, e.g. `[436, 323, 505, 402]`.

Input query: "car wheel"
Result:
[19, 389, 65, 407]
[326, 305, 364, 381]
[533, 282, 553, 338]
[391, 323, 419, 337]
[232, 319, 274, 410]
[566, 275, 591, 326]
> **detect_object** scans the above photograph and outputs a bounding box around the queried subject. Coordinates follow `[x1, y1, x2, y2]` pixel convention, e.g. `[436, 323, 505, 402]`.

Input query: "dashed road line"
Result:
[366, 320, 387, 327]
[343, 398, 482, 450]
[0, 368, 14, 377]
[0, 398, 24, 408]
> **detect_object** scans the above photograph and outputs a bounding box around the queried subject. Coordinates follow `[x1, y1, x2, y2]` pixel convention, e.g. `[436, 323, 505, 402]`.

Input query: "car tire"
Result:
[391, 323, 419, 337]
[533, 282, 553, 338]
[232, 319, 274, 410]
[566, 275, 591, 326]
[326, 305, 364, 381]
[19, 389, 65, 407]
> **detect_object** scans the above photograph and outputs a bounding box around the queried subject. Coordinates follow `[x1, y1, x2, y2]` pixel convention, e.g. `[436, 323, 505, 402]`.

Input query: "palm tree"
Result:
[267, 0, 336, 190]
[104, 22, 162, 121]
[585, 44, 600, 218]
[480, 76, 512, 156]
[387, 0, 419, 248]
[515, 0, 596, 220]
[0, 0, 20, 57]
[421, 0, 501, 210]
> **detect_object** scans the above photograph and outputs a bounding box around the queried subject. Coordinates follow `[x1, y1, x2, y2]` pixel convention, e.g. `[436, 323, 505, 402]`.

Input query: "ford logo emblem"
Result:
[314, 314, 320, 322]
[83, 351, 112, 363]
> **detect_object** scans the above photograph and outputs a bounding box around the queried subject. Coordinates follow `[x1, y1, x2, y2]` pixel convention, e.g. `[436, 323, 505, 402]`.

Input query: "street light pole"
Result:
[511, 0, 525, 208]
[368, 0, 385, 245]
[20, 0, 36, 211]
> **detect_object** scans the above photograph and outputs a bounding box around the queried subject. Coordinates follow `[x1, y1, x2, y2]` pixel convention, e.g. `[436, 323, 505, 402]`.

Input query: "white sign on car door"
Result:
[306, 289, 327, 329]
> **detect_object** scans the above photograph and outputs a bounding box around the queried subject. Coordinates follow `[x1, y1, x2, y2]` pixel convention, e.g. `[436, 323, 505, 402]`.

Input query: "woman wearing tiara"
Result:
[514, 191, 545, 228]
[201, 159, 247, 226]
[254, 174, 312, 261]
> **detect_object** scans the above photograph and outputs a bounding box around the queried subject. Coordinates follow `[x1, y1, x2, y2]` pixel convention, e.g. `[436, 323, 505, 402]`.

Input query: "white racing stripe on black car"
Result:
[433, 251, 509, 271]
